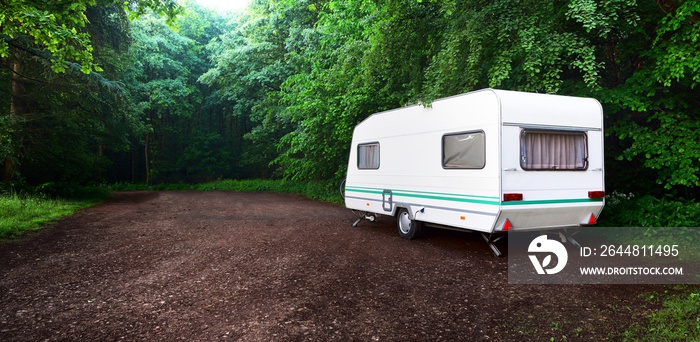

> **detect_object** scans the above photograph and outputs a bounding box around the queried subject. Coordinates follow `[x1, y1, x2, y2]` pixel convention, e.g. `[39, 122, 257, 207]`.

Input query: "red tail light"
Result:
[502, 219, 512, 231]
[588, 213, 597, 225]
[503, 193, 523, 202]
[588, 191, 605, 199]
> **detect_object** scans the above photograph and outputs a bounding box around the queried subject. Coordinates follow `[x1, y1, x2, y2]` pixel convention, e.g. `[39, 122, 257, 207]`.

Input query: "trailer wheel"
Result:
[339, 178, 346, 200]
[397, 208, 423, 240]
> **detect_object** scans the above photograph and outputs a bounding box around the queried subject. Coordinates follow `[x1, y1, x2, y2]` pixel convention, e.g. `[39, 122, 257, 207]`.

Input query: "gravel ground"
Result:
[0, 191, 661, 341]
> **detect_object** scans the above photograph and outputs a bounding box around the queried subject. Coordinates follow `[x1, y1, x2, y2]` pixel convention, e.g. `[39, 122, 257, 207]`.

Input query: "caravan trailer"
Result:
[343, 89, 605, 256]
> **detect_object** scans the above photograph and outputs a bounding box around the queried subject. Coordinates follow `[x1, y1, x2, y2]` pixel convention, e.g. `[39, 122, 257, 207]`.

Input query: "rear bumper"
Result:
[494, 200, 604, 232]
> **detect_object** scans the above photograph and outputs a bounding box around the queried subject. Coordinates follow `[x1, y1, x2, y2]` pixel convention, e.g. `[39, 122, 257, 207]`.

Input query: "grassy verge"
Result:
[588, 194, 700, 340]
[0, 193, 104, 239]
[111, 179, 344, 204]
[620, 285, 700, 341]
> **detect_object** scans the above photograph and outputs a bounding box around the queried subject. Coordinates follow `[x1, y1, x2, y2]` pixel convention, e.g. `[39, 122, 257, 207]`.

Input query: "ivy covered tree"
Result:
[597, 0, 700, 192]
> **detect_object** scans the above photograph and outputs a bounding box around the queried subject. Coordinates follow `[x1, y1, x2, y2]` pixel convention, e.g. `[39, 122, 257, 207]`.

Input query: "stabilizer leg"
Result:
[352, 217, 363, 227]
[351, 211, 376, 227]
[558, 229, 582, 248]
[481, 233, 504, 257]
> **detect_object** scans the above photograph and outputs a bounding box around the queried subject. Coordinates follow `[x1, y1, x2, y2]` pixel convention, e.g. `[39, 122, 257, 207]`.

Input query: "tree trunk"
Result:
[3, 58, 22, 183]
[131, 136, 136, 183]
[145, 132, 150, 185]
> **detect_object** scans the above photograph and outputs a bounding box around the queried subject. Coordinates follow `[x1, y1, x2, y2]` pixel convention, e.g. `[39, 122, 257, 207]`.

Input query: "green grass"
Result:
[621, 285, 700, 341]
[111, 179, 344, 204]
[0, 193, 103, 239]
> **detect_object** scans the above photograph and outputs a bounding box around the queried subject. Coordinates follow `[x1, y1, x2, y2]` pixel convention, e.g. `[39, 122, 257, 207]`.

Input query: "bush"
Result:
[194, 179, 342, 203]
[110, 179, 344, 204]
[601, 193, 700, 227]
[599, 193, 700, 248]
[34, 182, 111, 200]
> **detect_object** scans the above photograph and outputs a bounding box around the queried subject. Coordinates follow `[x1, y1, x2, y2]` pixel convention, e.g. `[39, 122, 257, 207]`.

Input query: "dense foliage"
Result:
[2, 0, 700, 215]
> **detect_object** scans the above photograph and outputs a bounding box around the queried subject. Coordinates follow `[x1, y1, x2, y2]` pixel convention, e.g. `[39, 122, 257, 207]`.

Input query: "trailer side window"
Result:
[442, 131, 485, 169]
[358, 142, 380, 169]
[521, 130, 588, 170]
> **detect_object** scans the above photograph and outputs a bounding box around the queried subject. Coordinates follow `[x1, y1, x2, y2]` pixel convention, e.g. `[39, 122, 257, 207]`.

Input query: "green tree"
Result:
[0, 0, 181, 73]
[597, 0, 700, 192]
[125, 12, 201, 184]
[3, 0, 699, 201]
[268, 0, 441, 180]
[200, 0, 322, 178]
[1, 0, 182, 185]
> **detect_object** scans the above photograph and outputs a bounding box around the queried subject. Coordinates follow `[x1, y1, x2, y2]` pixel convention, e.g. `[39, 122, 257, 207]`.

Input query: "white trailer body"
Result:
[344, 89, 604, 252]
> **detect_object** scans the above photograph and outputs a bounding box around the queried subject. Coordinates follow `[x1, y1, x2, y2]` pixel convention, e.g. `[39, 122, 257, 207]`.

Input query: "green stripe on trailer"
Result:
[345, 186, 601, 206]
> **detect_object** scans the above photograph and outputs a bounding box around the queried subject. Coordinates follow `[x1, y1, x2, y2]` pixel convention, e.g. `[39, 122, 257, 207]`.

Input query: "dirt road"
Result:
[0, 191, 658, 340]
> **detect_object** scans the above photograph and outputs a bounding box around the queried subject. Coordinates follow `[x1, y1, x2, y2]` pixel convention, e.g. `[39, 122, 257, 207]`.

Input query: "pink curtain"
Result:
[522, 132, 587, 170]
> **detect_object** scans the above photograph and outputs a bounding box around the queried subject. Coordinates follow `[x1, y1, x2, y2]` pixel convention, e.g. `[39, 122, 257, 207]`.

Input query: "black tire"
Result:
[339, 178, 346, 200]
[396, 208, 423, 240]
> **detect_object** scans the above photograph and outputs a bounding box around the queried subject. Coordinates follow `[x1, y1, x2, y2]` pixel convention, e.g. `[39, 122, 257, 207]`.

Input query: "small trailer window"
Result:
[521, 130, 588, 170]
[358, 142, 380, 169]
[442, 131, 485, 169]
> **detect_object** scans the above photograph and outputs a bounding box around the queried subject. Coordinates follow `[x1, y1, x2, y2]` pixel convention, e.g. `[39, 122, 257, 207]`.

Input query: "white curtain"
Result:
[358, 143, 380, 169]
[522, 132, 586, 170]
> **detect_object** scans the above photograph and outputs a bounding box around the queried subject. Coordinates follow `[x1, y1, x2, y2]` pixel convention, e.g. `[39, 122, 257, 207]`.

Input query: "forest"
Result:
[2, 0, 700, 225]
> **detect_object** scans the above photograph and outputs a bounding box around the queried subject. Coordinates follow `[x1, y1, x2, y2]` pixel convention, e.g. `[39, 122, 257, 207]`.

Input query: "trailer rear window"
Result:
[358, 142, 380, 169]
[520, 130, 588, 170]
[442, 131, 485, 169]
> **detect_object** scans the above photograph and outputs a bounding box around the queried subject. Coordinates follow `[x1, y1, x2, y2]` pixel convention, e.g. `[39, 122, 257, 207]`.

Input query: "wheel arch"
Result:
[391, 202, 413, 218]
